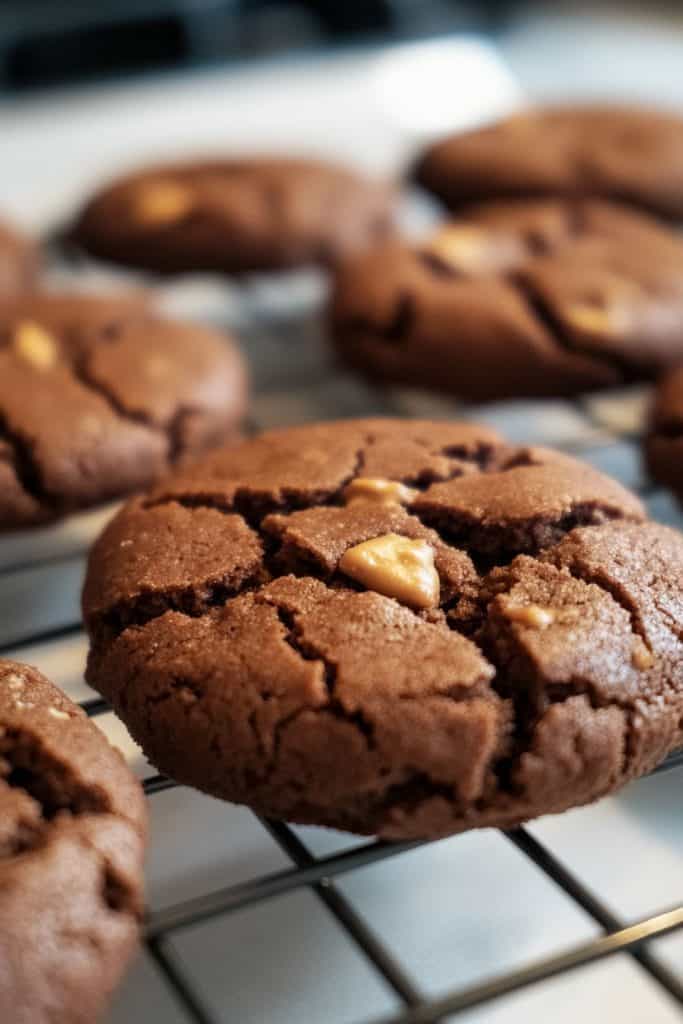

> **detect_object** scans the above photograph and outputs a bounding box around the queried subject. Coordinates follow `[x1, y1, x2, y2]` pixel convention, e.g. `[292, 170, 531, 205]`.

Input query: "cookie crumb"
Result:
[566, 302, 628, 336]
[343, 477, 419, 507]
[13, 321, 58, 370]
[503, 603, 556, 628]
[339, 532, 440, 609]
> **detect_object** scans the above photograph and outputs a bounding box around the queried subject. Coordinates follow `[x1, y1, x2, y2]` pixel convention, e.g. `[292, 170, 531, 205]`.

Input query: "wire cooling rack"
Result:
[1, 277, 682, 1023]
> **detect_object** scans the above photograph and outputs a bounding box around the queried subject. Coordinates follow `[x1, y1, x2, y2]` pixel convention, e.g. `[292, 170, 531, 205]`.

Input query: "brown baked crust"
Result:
[68, 157, 395, 273]
[0, 659, 147, 1024]
[0, 219, 40, 295]
[646, 365, 683, 505]
[413, 105, 683, 219]
[0, 292, 248, 530]
[330, 199, 683, 400]
[82, 418, 683, 840]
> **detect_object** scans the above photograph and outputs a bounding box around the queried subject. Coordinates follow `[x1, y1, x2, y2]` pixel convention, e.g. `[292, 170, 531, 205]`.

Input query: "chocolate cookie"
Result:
[331, 199, 683, 401]
[0, 218, 39, 295]
[67, 158, 395, 274]
[0, 292, 248, 531]
[0, 658, 147, 1023]
[414, 105, 683, 219]
[646, 365, 683, 505]
[82, 418, 683, 840]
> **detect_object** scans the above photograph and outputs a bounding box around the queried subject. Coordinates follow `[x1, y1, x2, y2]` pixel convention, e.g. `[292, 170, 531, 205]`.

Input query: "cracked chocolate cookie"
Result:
[414, 105, 683, 219]
[82, 418, 683, 839]
[646, 365, 683, 506]
[330, 199, 683, 401]
[67, 157, 395, 274]
[0, 292, 248, 531]
[0, 658, 147, 1023]
[0, 218, 39, 295]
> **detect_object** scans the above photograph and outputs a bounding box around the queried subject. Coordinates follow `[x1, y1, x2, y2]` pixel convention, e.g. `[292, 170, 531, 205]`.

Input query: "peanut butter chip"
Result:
[566, 303, 629, 336]
[134, 181, 194, 226]
[13, 321, 58, 370]
[503, 603, 556, 628]
[427, 225, 490, 273]
[343, 477, 419, 507]
[339, 533, 440, 609]
[631, 637, 654, 671]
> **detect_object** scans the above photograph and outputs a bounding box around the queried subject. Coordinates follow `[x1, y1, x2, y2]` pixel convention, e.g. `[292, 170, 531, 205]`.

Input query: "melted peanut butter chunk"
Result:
[427, 225, 490, 272]
[339, 532, 440, 609]
[12, 321, 58, 370]
[565, 302, 630, 336]
[133, 181, 194, 226]
[426, 223, 526, 275]
[502, 602, 556, 628]
[343, 477, 419, 507]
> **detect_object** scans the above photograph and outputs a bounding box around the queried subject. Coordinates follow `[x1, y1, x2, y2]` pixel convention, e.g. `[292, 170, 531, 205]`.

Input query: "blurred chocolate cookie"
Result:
[331, 199, 683, 401]
[646, 365, 683, 505]
[0, 658, 147, 1024]
[414, 105, 683, 219]
[0, 292, 247, 530]
[68, 157, 395, 273]
[0, 218, 39, 295]
[83, 418, 683, 839]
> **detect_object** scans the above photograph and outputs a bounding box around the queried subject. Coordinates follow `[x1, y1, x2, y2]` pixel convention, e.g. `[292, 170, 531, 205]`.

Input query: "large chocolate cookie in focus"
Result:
[331, 199, 683, 400]
[68, 157, 395, 274]
[0, 659, 147, 1024]
[0, 291, 248, 531]
[414, 105, 683, 219]
[83, 418, 683, 840]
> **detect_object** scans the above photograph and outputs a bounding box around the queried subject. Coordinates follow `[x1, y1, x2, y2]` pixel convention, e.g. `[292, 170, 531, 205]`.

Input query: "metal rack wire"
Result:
[81, 692, 683, 1024]
[2, 293, 682, 1023]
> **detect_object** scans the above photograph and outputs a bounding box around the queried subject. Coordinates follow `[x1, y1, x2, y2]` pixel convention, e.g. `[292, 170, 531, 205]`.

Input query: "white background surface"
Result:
[1, 21, 682, 1024]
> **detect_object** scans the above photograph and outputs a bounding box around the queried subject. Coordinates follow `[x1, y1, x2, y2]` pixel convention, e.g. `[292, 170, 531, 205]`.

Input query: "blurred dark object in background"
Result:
[0, 0, 509, 92]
